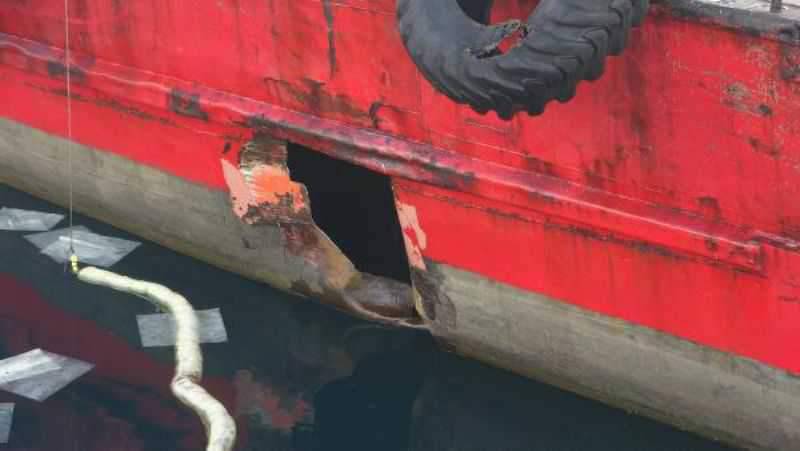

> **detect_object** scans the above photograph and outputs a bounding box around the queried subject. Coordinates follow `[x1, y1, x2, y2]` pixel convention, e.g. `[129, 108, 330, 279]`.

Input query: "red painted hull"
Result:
[2, 2, 800, 445]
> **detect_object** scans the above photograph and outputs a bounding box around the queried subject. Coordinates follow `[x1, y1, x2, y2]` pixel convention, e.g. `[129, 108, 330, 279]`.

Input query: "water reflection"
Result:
[0, 274, 218, 450]
[0, 185, 732, 450]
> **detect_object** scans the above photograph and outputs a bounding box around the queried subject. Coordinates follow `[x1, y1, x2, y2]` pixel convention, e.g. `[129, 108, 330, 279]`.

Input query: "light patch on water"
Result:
[0, 403, 13, 444]
[0, 349, 63, 385]
[137, 308, 229, 347]
[0, 208, 63, 231]
[25, 226, 140, 267]
[0, 351, 93, 402]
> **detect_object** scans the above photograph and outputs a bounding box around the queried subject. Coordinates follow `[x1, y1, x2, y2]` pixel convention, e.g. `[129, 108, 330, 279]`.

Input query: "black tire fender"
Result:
[396, 0, 649, 119]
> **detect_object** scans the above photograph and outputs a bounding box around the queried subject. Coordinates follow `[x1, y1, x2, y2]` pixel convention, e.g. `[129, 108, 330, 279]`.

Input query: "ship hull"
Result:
[3, 116, 798, 448]
[3, 1, 800, 448]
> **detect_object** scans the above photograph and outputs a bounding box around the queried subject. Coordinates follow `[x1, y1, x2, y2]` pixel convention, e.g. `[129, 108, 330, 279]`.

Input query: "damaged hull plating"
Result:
[2, 1, 800, 449]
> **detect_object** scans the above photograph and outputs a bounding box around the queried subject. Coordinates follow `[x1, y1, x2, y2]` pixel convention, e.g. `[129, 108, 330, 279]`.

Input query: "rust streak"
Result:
[321, 0, 337, 79]
[262, 78, 371, 124]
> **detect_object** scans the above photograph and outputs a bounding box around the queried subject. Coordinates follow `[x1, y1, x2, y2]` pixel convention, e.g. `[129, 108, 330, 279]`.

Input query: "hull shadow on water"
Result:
[0, 184, 733, 450]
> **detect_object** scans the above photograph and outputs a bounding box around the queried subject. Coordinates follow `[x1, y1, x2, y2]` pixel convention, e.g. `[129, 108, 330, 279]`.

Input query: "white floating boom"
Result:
[75, 265, 237, 451]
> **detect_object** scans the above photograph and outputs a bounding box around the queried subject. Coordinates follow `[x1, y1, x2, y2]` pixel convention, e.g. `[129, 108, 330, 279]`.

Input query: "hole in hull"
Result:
[286, 144, 412, 285]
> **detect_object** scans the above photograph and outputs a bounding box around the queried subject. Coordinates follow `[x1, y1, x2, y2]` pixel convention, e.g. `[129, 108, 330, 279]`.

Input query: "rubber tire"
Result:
[397, 0, 649, 119]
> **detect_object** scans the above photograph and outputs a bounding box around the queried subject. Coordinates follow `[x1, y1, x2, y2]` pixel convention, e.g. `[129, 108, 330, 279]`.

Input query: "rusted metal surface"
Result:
[223, 136, 314, 226]
[220, 134, 421, 326]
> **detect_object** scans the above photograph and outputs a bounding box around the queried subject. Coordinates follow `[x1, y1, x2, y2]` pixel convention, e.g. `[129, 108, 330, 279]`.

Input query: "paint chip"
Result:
[0, 351, 93, 402]
[0, 208, 64, 231]
[137, 308, 228, 348]
[221, 159, 255, 218]
[0, 404, 13, 444]
[396, 202, 428, 270]
[25, 226, 141, 267]
[0, 349, 63, 385]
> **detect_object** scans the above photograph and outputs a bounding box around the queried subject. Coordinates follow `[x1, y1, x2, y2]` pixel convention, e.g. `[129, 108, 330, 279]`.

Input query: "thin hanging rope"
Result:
[59, 7, 237, 446]
[64, 0, 75, 256]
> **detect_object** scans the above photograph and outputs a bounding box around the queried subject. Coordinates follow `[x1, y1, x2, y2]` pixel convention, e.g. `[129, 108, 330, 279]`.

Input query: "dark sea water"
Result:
[0, 184, 734, 451]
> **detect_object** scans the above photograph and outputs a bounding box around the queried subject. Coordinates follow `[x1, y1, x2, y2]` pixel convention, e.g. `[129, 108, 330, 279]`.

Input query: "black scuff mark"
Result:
[410, 260, 457, 330]
[368, 101, 383, 129]
[241, 237, 255, 249]
[697, 196, 722, 221]
[46, 61, 87, 84]
[321, 0, 337, 79]
[168, 88, 209, 121]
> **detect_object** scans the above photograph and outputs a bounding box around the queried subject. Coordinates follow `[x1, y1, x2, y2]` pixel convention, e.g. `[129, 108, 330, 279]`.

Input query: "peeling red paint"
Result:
[396, 201, 427, 270]
[247, 165, 307, 215]
[221, 158, 255, 218]
[224, 137, 314, 226]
